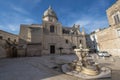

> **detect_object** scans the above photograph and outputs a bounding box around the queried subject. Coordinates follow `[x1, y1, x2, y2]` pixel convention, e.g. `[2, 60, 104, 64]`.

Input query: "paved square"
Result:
[0, 55, 120, 80]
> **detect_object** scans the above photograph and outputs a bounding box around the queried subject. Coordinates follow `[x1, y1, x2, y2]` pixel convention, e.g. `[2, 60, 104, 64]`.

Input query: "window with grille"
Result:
[50, 25, 54, 33]
[114, 14, 120, 24]
[117, 29, 120, 36]
[66, 39, 68, 44]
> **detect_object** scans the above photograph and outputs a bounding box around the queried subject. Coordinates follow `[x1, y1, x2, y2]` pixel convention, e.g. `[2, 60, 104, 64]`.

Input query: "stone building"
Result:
[0, 30, 18, 42]
[0, 30, 18, 58]
[0, 37, 7, 58]
[86, 29, 100, 53]
[18, 6, 87, 56]
[96, 0, 120, 56]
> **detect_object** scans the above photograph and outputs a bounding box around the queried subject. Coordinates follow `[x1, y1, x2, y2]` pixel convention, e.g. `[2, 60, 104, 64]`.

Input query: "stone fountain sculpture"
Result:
[62, 44, 111, 79]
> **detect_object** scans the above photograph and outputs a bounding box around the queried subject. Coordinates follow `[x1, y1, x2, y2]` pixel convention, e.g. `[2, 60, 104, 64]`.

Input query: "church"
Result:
[18, 6, 87, 56]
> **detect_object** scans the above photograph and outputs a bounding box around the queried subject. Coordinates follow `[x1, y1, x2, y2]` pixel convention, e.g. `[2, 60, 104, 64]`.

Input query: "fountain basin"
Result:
[82, 67, 99, 76]
[62, 64, 111, 79]
[62, 44, 111, 79]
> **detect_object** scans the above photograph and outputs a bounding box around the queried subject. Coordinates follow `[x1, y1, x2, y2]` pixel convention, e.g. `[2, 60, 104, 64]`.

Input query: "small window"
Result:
[0, 36, 3, 39]
[114, 14, 120, 24]
[8, 38, 10, 40]
[50, 25, 54, 33]
[80, 40, 82, 43]
[117, 29, 120, 36]
[72, 46, 76, 49]
[14, 39, 16, 42]
[49, 17, 53, 22]
[66, 39, 68, 44]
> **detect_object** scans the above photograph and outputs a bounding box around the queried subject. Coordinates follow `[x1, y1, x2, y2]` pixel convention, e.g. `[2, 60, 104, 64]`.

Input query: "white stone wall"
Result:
[101, 49, 120, 57]
[106, 0, 120, 26]
[19, 25, 30, 44]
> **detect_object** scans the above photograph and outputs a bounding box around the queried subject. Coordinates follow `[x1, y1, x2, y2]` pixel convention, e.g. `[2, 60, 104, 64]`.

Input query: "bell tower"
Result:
[42, 6, 58, 22]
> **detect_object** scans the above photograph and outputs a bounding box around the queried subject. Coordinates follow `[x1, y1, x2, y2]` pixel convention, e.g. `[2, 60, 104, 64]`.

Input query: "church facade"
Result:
[18, 6, 87, 56]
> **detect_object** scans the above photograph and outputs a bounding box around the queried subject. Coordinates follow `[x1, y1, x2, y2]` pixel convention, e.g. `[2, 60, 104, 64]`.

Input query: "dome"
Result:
[43, 6, 58, 20]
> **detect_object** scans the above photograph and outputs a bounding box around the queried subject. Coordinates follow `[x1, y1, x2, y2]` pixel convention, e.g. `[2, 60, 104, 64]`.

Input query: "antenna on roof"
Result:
[48, 5, 52, 9]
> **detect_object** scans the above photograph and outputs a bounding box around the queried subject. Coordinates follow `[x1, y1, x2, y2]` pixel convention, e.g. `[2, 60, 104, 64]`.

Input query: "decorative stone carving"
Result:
[70, 24, 81, 35]
[62, 44, 111, 79]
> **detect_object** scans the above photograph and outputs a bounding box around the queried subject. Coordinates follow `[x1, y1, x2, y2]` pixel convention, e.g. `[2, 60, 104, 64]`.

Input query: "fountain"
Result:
[62, 44, 111, 79]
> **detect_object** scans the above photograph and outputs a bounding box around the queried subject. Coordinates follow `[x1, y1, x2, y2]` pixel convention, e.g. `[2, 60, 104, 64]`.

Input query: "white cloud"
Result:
[0, 3, 34, 31]
[8, 24, 19, 31]
[33, 0, 42, 4]
[10, 4, 29, 15]
[13, 6, 29, 15]
[24, 19, 35, 23]
[74, 20, 90, 27]
[69, 16, 109, 33]
[0, 11, 36, 34]
[88, 0, 110, 13]
[20, 0, 42, 6]
[64, 0, 111, 33]
[0, 24, 20, 34]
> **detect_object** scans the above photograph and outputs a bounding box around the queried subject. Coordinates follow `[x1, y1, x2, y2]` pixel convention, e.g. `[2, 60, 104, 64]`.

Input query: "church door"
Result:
[50, 45, 55, 54]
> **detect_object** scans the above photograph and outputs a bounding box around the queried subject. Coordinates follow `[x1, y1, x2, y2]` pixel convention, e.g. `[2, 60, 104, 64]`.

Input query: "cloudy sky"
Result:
[0, 0, 116, 34]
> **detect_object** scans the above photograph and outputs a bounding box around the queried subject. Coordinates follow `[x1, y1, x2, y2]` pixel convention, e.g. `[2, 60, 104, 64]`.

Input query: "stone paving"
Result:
[0, 55, 120, 80]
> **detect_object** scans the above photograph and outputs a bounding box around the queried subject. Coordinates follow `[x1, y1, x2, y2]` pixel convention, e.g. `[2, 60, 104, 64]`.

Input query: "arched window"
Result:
[114, 14, 120, 24]
[50, 25, 54, 33]
[112, 11, 120, 25]
[8, 38, 10, 41]
[0, 36, 3, 39]
[65, 39, 68, 44]
[80, 40, 82, 43]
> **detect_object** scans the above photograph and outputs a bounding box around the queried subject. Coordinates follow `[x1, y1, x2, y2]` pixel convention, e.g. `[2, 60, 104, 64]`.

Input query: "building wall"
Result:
[41, 22, 86, 55]
[106, 0, 120, 26]
[0, 30, 18, 58]
[0, 30, 18, 42]
[31, 27, 43, 43]
[26, 44, 42, 56]
[18, 5, 87, 56]
[85, 0, 120, 56]
[0, 39, 7, 58]
[19, 25, 31, 44]
[97, 26, 120, 56]
[19, 22, 87, 56]
[96, 0, 120, 56]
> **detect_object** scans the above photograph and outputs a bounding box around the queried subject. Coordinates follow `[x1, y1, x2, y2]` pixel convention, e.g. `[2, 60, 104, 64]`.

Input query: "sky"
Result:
[0, 0, 116, 34]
